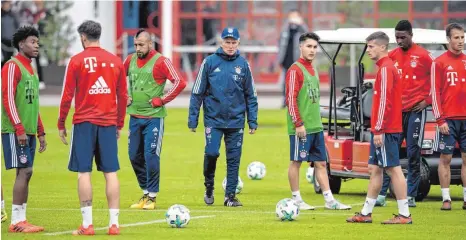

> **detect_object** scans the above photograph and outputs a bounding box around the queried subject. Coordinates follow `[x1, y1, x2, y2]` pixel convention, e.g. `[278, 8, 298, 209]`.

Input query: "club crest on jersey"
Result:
[19, 154, 27, 164]
[462, 60, 466, 69]
[234, 66, 242, 74]
[300, 150, 307, 159]
[439, 143, 445, 150]
[410, 55, 419, 68]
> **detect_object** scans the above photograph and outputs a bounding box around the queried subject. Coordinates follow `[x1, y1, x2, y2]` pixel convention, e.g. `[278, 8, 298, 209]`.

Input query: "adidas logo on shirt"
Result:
[89, 76, 111, 94]
[447, 66, 454, 70]
[214, 67, 221, 72]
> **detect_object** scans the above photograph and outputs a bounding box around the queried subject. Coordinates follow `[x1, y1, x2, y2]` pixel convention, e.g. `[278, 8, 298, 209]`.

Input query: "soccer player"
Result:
[124, 29, 186, 210]
[188, 27, 258, 207]
[431, 23, 466, 211]
[1, 26, 46, 233]
[285, 32, 351, 211]
[347, 31, 412, 224]
[376, 20, 433, 208]
[58, 20, 127, 235]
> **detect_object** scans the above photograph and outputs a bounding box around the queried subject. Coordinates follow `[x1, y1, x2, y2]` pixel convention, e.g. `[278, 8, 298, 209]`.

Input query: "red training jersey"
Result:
[371, 56, 402, 135]
[388, 44, 434, 111]
[431, 50, 466, 125]
[58, 47, 128, 130]
[123, 50, 186, 116]
[285, 57, 316, 127]
[1, 54, 44, 136]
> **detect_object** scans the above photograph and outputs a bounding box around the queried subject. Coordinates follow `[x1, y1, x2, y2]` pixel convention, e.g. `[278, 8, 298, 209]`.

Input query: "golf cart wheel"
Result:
[312, 164, 342, 194]
[415, 158, 431, 202]
[388, 158, 431, 201]
[313, 173, 322, 194]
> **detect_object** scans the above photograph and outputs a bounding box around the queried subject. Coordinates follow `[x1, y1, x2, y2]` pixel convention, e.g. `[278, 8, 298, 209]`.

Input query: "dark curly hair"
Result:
[395, 20, 413, 35]
[12, 26, 39, 50]
[77, 20, 101, 41]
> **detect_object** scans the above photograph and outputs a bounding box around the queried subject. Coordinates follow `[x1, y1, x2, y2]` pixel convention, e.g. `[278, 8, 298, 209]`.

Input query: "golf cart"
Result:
[313, 28, 463, 201]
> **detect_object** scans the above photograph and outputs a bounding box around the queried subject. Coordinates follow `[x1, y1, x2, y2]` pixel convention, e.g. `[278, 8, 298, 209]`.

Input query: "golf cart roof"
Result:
[315, 28, 447, 45]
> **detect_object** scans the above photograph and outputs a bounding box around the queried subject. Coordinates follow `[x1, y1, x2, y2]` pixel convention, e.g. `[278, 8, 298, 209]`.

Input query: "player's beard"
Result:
[137, 51, 149, 59]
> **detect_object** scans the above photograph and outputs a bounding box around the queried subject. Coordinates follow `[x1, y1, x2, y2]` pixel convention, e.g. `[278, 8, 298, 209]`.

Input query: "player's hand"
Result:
[296, 125, 306, 139]
[38, 135, 47, 153]
[17, 133, 27, 146]
[249, 129, 256, 134]
[116, 130, 121, 139]
[150, 97, 164, 108]
[127, 97, 132, 107]
[439, 123, 450, 135]
[373, 134, 384, 147]
[412, 100, 428, 112]
[190, 128, 196, 132]
[59, 129, 68, 145]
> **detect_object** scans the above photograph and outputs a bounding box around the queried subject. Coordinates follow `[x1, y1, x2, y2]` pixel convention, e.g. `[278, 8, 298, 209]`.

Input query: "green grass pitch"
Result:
[1, 107, 465, 239]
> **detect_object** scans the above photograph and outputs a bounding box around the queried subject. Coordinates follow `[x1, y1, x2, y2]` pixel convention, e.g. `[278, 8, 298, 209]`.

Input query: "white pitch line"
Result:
[44, 215, 214, 236]
[30, 202, 365, 215]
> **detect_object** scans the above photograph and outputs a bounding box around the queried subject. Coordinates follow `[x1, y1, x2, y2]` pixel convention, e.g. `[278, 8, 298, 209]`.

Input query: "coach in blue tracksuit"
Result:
[188, 27, 258, 207]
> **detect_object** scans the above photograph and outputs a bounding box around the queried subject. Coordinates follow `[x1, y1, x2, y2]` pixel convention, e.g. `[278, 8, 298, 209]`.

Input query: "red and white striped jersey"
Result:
[371, 56, 403, 135]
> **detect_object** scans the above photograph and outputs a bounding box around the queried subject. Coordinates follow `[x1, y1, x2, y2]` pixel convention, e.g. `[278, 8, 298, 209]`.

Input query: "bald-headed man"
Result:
[124, 29, 187, 210]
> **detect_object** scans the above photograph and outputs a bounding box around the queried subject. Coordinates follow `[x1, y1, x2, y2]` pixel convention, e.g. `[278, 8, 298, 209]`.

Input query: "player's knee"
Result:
[368, 165, 382, 176]
[439, 154, 452, 165]
[314, 161, 327, 169]
[18, 167, 33, 180]
[205, 151, 220, 160]
[129, 151, 142, 162]
[461, 153, 466, 165]
[289, 161, 302, 168]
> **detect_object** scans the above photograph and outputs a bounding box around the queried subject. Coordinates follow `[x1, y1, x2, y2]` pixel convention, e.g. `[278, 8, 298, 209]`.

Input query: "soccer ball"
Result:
[247, 161, 266, 180]
[276, 198, 300, 221]
[165, 204, 191, 228]
[305, 166, 315, 184]
[222, 176, 243, 194]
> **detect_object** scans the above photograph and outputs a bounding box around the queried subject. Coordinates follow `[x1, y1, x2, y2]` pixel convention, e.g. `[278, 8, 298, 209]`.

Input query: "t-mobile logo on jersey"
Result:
[447, 72, 458, 86]
[84, 57, 98, 73]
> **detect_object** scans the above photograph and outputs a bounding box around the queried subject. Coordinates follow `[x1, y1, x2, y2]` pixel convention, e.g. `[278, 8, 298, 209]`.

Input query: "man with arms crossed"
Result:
[376, 20, 434, 207]
[431, 23, 466, 211]
[58, 20, 128, 235]
[347, 31, 412, 224]
[285, 32, 351, 210]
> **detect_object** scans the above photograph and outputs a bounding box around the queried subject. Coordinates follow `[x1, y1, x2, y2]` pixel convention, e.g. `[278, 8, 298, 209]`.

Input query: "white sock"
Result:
[20, 203, 27, 221]
[361, 197, 376, 215]
[323, 190, 335, 203]
[397, 199, 410, 217]
[1, 200, 4, 209]
[291, 191, 302, 201]
[148, 192, 157, 198]
[143, 189, 148, 195]
[109, 209, 119, 227]
[81, 206, 93, 228]
[11, 204, 22, 225]
[441, 188, 451, 202]
[463, 187, 466, 202]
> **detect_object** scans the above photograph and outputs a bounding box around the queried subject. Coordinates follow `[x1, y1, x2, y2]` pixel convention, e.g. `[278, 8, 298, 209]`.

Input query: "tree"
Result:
[40, 1, 76, 65]
[335, 1, 375, 73]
